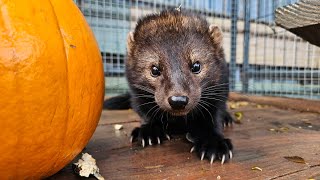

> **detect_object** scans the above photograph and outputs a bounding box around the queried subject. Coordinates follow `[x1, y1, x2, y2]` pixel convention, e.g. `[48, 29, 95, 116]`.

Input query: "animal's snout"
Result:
[168, 96, 189, 110]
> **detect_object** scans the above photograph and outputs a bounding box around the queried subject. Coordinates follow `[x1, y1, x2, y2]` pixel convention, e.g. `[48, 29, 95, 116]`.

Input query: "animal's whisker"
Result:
[194, 104, 206, 120]
[200, 96, 226, 103]
[135, 101, 156, 109]
[199, 99, 218, 109]
[201, 90, 229, 94]
[150, 107, 161, 127]
[145, 104, 160, 119]
[133, 84, 155, 94]
[201, 93, 229, 99]
[131, 95, 155, 99]
[134, 93, 155, 96]
[197, 102, 215, 126]
[160, 111, 165, 128]
[202, 83, 229, 91]
[202, 86, 229, 91]
[201, 97, 228, 103]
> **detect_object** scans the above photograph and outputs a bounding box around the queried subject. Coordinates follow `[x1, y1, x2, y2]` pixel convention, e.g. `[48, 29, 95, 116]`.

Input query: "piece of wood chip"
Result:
[114, 124, 123, 130]
[251, 166, 262, 171]
[284, 156, 306, 164]
[302, 119, 312, 125]
[256, 104, 263, 108]
[269, 127, 289, 133]
[144, 165, 164, 169]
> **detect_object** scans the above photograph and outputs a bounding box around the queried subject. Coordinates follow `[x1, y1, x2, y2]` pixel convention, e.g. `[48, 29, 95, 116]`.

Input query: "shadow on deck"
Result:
[49, 95, 320, 180]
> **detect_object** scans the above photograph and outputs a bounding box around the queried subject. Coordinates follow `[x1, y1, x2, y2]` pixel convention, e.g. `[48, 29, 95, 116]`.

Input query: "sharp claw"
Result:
[190, 146, 195, 153]
[130, 136, 133, 143]
[186, 133, 194, 143]
[166, 134, 171, 141]
[148, 138, 152, 145]
[142, 139, 145, 147]
[221, 155, 225, 165]
[201, 151, 205, 161]
[229, 151, 233, 159]
[157, 137, 161, 144]
[210, 154, 215, 164]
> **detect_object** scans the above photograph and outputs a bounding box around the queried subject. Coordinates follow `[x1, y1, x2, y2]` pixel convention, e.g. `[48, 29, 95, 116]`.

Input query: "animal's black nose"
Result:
[168, 96, 189, 110]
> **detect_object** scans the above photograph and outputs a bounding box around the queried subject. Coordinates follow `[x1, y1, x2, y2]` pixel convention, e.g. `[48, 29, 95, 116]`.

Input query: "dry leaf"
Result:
[234, 112, 243, 124]
[229, 103, 237, 109]
[229, 101, 249, 109]
[238, 101, 249, 106]
[251, 166, 262, 171]
[279, 127, 289, 132]
[284, 156, 306, 164]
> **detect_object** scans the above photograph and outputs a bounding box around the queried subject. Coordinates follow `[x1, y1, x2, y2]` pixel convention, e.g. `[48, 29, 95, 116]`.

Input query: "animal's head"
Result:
[126, 10, 226, 116]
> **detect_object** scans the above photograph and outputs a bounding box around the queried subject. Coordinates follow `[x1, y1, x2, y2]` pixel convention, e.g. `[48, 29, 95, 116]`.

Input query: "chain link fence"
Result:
[74, 0, 320, 100]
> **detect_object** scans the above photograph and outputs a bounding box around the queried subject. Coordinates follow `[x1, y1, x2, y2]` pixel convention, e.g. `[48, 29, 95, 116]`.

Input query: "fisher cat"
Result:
[104, 9, 233, 164]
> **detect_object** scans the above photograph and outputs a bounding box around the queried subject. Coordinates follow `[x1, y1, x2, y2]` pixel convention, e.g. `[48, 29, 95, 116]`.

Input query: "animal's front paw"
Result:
[130, 125, 170, 147]
[223, 111, 234, 127]
[190, 136, 233, 164]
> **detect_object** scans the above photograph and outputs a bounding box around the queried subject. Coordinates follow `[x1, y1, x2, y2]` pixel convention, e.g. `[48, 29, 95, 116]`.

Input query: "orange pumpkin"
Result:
[0, 0, 104, 179]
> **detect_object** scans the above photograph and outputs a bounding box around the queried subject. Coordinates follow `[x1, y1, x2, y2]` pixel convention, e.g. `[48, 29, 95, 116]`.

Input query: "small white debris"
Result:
[217, 175, 221, 180]
[175, 4, 182, 12]
[114, 124, 123, 130]
[308, 125, 313, 128]
[73, 153, 104, 180]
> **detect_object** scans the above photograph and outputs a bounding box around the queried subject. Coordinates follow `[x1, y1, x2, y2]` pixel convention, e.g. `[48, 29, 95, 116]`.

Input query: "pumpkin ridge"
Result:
[45, 0, 71, 175]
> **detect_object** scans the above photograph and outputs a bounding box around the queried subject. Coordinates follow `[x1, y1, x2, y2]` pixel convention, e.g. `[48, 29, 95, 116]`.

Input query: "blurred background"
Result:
[73, 0, 320, 100]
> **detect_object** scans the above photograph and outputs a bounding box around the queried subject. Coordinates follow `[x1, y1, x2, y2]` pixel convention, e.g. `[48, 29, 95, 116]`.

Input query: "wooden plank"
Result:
[275, 0, 320, 29]
[229, 92, 320, 114]
[271, 166, 320, 180]
[275, 0, 320, 47]
[49, 102, 320, 179]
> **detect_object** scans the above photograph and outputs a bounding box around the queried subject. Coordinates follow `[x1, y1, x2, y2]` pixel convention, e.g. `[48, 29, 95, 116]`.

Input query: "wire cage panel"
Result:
[74, 0, 320, 100]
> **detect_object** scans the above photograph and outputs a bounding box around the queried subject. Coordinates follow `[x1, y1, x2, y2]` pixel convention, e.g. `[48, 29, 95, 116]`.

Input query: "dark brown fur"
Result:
[106, 9, 233, 164]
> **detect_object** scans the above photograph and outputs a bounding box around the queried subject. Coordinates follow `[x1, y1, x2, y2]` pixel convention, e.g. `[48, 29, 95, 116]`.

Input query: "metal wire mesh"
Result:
[74, 0, 320, 100]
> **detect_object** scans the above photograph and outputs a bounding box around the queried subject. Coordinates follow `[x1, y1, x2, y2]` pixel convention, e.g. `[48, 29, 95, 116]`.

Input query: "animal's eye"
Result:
[151, 65, 161, 77]
[191, 61, 201, 74]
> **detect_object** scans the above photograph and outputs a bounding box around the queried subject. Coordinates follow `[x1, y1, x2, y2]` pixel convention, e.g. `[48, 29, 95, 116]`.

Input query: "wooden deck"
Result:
[49, 97, 320, 180]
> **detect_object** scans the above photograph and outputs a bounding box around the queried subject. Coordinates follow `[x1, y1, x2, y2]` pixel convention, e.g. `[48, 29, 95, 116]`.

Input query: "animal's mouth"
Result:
[169, 110, 190, 116]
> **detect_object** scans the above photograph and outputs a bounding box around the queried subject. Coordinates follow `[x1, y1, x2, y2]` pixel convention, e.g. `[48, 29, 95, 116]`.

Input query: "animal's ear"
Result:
[127, 31, 135, 55]
[208, 24, 223, 48]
